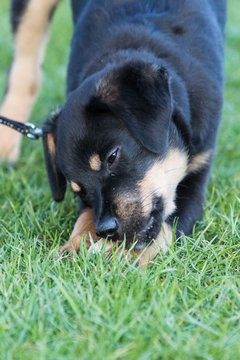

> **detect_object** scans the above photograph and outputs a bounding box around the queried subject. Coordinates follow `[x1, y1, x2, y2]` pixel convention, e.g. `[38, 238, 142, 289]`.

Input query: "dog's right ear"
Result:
[42, 107, 67, 202]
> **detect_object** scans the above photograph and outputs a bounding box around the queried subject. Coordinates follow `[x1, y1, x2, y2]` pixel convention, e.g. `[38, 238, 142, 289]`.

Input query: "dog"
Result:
[0, 0, 226, 266]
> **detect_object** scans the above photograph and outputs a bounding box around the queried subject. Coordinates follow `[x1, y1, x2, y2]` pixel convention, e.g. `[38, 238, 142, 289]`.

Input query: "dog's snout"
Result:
[96, 216, 119, 239]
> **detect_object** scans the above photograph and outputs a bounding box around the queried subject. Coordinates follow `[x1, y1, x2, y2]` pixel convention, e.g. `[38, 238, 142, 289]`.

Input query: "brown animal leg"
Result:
[60, 209, 100, 253]
[0, 0, 59, 162]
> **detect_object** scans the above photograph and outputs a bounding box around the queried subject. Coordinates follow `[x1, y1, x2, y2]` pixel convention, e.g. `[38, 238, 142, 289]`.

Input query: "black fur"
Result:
[11, 0, 30, 32]
[43, 107, 67, 202]
[43, 0, 226, 247]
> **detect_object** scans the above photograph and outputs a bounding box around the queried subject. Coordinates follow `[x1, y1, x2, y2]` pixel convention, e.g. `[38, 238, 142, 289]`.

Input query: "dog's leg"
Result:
[169, 164, 211, 235]
[60, 209, 99, 253]
[0, 0, 59, 163]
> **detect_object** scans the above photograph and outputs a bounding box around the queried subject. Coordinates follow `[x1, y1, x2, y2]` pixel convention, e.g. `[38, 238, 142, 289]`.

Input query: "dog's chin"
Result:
[118, 206, 163, 251]
[134, 212, 163, 251]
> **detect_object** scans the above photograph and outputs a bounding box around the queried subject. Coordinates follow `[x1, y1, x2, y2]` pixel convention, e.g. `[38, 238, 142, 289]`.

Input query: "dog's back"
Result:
[69, 0, 226, 80]
[68, 0, 226, 152]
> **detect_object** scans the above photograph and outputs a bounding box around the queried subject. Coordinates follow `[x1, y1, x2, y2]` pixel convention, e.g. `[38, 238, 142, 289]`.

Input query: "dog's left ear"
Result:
[42, 107, 67, 202]
[97, 63, 172, 154]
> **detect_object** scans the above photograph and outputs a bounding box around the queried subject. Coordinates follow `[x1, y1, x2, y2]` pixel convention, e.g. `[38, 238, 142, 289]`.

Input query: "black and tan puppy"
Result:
[0, 0, 226, 265]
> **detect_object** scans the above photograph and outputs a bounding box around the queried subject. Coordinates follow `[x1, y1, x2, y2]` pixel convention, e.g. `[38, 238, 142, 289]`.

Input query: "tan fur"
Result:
[138, 149, 188, 219]
[89, 154, 101, 171]
[60, 209, 99, 253]
[188, 150, 212, 174]
[115, 192, 139, 219]
[0, 0, 59, 162]
[70, 181, 81, 193]
[47, 133, 56, 157]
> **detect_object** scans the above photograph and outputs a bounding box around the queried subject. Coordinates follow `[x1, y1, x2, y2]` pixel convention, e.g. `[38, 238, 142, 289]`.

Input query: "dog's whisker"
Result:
[140, 182, 191, 206]
[164, 166, 187, 174]
[140, 183, 178, 204]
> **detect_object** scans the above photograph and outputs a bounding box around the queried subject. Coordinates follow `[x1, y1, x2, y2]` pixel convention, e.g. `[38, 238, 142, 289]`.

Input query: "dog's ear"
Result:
[42, 107, 67, 201]
[96, 63, 172, 154]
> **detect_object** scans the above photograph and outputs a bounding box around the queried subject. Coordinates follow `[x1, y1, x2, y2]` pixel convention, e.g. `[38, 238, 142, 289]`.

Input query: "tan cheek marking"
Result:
[115, 193, 140, 220]
[70, 182, 81, 193]
[89, 154, 101, 171]
[187, 150, 212, 174]
[138, 149, 188, 218]
[136, 223, 173, 267]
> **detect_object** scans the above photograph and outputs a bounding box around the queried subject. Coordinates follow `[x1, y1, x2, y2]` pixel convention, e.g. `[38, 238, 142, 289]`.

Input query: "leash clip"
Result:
[0, 115, 43, 140]
[25, 122, 43, 140]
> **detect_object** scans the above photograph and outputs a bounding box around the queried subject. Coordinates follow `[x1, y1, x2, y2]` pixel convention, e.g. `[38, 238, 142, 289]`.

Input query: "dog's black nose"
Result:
[96, 216, 119, 239]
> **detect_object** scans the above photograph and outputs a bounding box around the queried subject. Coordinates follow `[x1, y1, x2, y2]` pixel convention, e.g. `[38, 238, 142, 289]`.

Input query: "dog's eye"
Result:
[107, 148, 119, 167]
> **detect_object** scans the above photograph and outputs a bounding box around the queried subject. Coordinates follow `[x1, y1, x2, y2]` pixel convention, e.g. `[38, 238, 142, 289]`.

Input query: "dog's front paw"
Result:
[60, 209, 99, 255]
[60, 235, 82, 254]
[88, 239, 133, 264]
[88, 238, 117, 255]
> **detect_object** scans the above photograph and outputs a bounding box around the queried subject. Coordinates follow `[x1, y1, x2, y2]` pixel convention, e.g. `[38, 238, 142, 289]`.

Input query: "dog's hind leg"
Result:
[0, 0, 59, 163]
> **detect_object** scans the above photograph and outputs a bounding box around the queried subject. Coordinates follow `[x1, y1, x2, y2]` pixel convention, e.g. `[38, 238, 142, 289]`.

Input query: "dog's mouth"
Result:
[126, 197, 164, 251]
[103, 197, 164, 249]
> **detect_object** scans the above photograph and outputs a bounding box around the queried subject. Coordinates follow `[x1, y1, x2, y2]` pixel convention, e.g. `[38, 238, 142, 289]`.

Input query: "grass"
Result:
[0, 1, 240, 359]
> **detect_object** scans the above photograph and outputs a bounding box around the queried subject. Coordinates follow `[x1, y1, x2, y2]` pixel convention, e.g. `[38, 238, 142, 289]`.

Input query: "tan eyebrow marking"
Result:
[70, 181, 81, 193]
[89, 154, 101, 171]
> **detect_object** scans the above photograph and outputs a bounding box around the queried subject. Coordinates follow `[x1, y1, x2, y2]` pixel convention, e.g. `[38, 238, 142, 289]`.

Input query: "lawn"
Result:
[0, 1, 239, 359]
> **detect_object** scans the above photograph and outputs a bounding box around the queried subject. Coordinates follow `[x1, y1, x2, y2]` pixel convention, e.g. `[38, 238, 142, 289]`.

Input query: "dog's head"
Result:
[43, 60, 188, 249]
